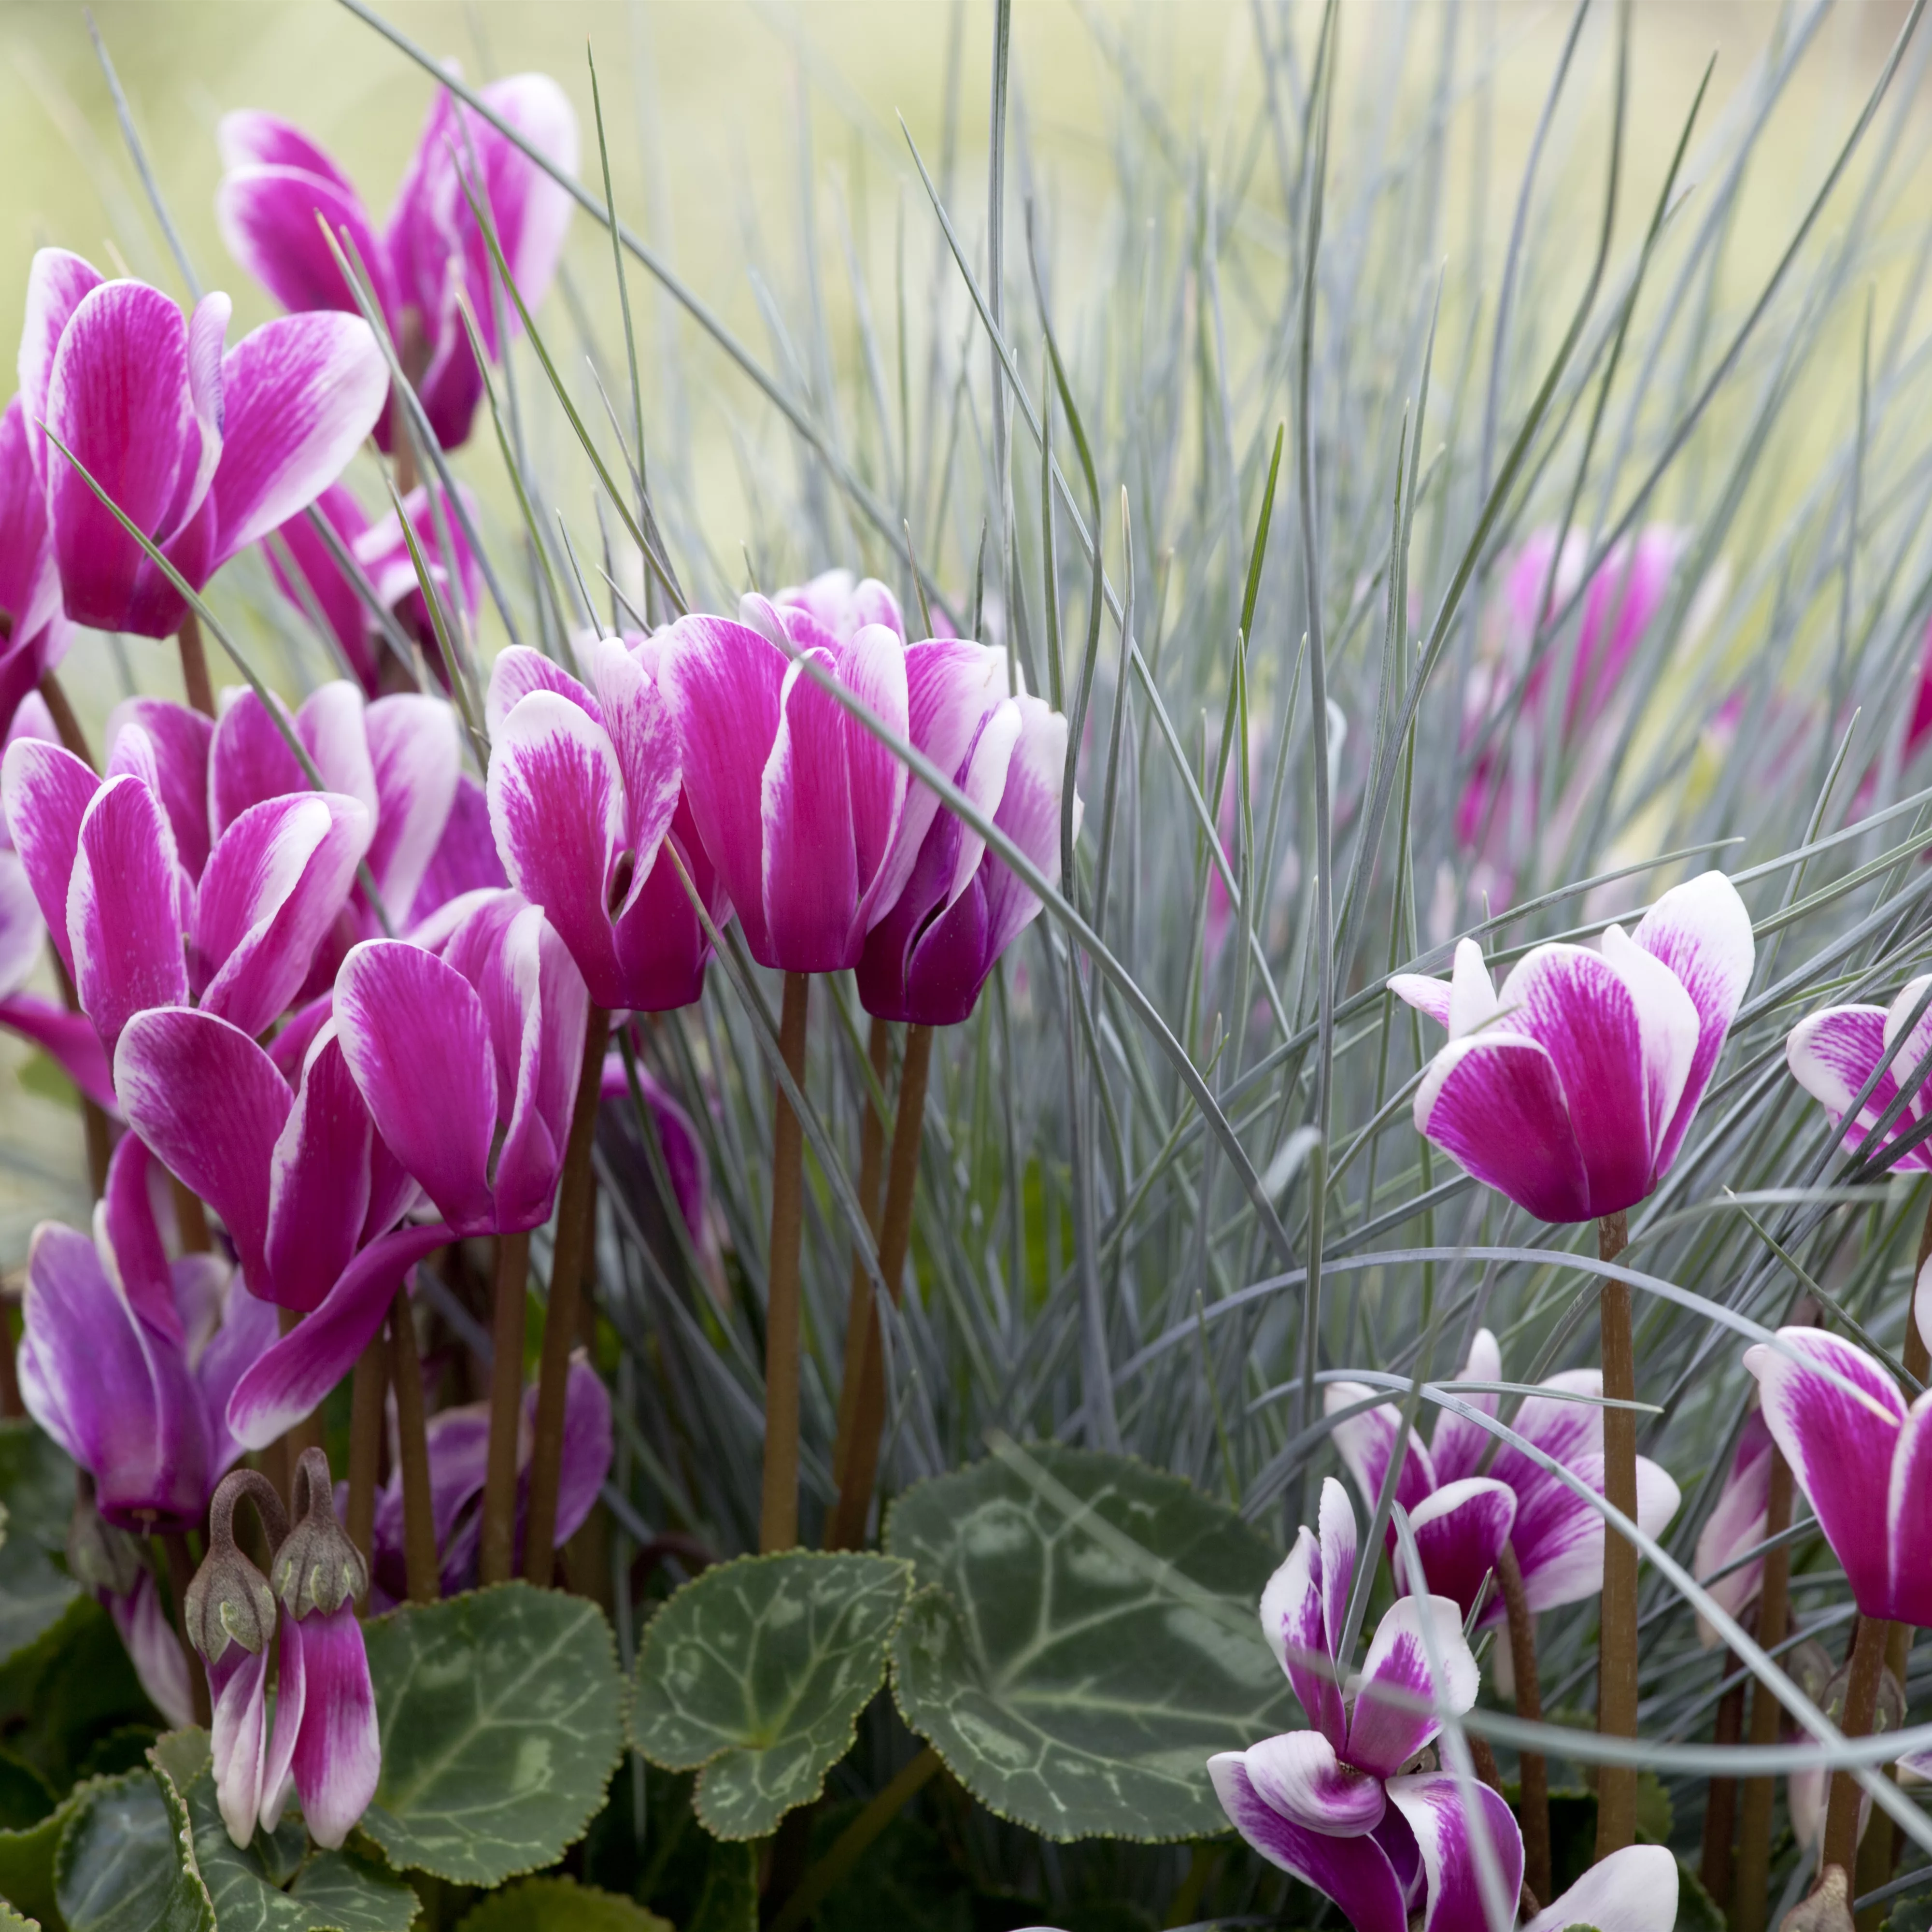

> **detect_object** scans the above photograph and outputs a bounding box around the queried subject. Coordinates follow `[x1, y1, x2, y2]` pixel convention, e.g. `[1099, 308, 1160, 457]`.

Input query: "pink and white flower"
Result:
[1787, 974, 1932, 1173]
[1692, 1408, 1775, 1648]
[1389, 870, 1754, 1222]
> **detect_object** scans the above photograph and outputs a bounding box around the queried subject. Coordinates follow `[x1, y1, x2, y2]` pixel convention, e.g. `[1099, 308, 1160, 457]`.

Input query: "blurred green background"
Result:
[0, 0, 1904, 1254]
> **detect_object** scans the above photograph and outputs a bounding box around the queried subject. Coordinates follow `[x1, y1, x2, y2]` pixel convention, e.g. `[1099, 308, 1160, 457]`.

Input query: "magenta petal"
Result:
[527, 1355, 613, 1554]
[1317, 1478, 1357, 1674]
[209, 1639, 273, 1848]
[210, 689, 307, 837]
[1428, 1330, 1503, 1485]
[1633, 869, 1754, 1172]
[838, 625, 911, 920]
[0, 737, 98, 979]
[297, 683, 377, 819]
[1383, 1772, 1524, 1932]
[195, 792, 373, 1038]
[1492, 944, 1651, 1212]
[209, 312, 389, 568]
[334, 939, 499, 1232]
[1389, 972, 1454, 1028]
[1260, 1528, 1344, 1747]
[1745, 1328, 1903, 1618]
[197, 1278, 280, 1479]
[1414, 1032, 1592, 1223]
[0, 992, 114, 1109]
[1324, 1384, 1438, 1520]
[227, 1222, 451, 1449]
[1242, 1730, 1386, 1834]
[658, 616, 785, 961]
[1695, 1410, 1774, 1640]
[485, 645, 599, 736]
[486, 691, 626, 1006]
[266, 1029, 373, 1314]
[589, 637, 682, 911]
[17, 249, 105, 486]
[1405, 1479, 1517, 1620]
[364, 694, 461, 918]
[1786, 1005, 1928, 1168]
[1345, 1596, 1478, 1780]
[218, 112, 362, 192]
[105, 698, 212, 877]
[44, 280, 203, 635]
[115, 1007, 292, 1296]
[1889, 1390, 1932, 1626]
[103, 1132, 179, 1341]
[215, 163, 390, 324]
[111, 1571, 196, 1732]
[473, 74, 580, 318]
[69, 774, 188, 1051]
[284, 1604, 380, 1849]
[609, 815, 717, 1012]
[268, 484, 377, 693]
[978, 696, 1069, 967]
[885, 638, 1004, 910]
[407, 772, 507, 928]
[1208, 1755, 1407, 1932]
[763, 648, 862, 971]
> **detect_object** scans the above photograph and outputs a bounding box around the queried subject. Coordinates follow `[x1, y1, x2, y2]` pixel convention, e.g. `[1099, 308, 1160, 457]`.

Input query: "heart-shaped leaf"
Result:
[885, 1444, 1297, 1841]
[52, 1767, 212, 1932]
[628, 1552, 910, 1841]
[454, 1876, 672, 1931]
[0, 1422, 80, 1664]
[358, 1582, 624, 1885]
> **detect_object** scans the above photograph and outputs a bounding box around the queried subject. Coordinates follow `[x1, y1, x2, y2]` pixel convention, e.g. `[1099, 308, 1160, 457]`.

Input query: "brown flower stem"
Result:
[480, 1229, 530, 1586]
[828, 1015, 893, 1511]
[1700, 1650, 1747, 1909]
[565, 1191, 609, 1603]
[524, 1006, 611, 1586]
[1734, 1444, 1795, 1932]
[176, 611, 215, 718]
[345, 1328, 387, 1613]
[1594, 1208, 1639, 1861]
[826, 1022, 932, 1552]
[388, 1283, 439, 1604]
[1822, 1613, 1889, 1880]
[157, 1531, 211, 1726]
[760, 973, 812, 1554]
[36, 670, 92, 766]
[1499, 1542, 1550, 1904]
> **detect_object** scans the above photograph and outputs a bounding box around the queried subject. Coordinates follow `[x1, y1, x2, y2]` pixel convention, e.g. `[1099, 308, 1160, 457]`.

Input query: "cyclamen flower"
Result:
[268, 482, 480, 697]
[1787, 973, 1932, 1172]
[0, 819, 115, 1110]
[1325, 1328, 1681, 1625]
[486, 636, 726, 1011]
[767, 567, 910, 644]
[1389, 871, 1754, 1222]
[362, 1355, 611, 1605]
[1743, 1327, 1932, 1626]
[1212, 1483, 1681, 1931]
[17, 1134, 274, 1531]
[17, 249, 386, 639]
[216, 78, 577, 452]
[600, 1049, 712, 1255]
[1692, 1408, 1775, 1648]
[1, 714, 372, 1055]
[0, 397, 72, 734]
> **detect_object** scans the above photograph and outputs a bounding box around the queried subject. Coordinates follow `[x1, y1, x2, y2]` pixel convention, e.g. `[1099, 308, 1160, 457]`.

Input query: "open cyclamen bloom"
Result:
[1389, 871, 1755, 1222]
[1325, 1329, 1681, 1625]
[486, 637, 726, 1010]
[362, 1355, 611, 1604]
[17, 1134, 275, 1531]
[1743, 1327, 1932, 1625]
[1786, 974, 1932, 1173]
[659, 610, 914, 973]
[17, 249, 386, 639]
[1692, 1408, 1775, 1648]
[0, 715, 372, 1057]
[766, 568, 909, 645]
[216, 78, 577, 452]
[0, 396, 72, 733]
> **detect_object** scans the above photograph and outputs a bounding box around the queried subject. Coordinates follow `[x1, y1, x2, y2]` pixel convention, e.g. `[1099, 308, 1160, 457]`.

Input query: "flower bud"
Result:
[65, 1477, 146, 1598]
[185, 1467, 288, 1666]
[271, 1447, 367, 1620]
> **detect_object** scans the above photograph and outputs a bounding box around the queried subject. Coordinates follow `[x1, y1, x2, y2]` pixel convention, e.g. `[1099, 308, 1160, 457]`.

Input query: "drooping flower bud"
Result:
[271, 1447, 368, 1620]
[65, 1473, 146, 1598]
[185, 1468, 286, 1668]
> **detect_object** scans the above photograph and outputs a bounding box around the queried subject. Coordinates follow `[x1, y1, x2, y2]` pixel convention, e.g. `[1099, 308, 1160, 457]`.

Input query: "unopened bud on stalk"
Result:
[65, 1475, 145, 1598]
[272, 1447, 367, 1620]
[185, 1467, 287, 1665]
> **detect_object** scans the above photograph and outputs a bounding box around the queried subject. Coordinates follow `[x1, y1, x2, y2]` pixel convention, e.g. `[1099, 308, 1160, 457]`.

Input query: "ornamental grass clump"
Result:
[5, 3, 1932, 1928]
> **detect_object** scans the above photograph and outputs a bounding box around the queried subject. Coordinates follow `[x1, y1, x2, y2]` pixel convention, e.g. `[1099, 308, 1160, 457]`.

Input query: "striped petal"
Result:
[364, 693, 461, 919]
[69, 773, 189, 1051]
[1242, 1729, 1385, 1835]
[1404, 1479, 1517, 1621]
[1414, 1031, 1592, 1223]
[1344, 1594, 1478, 1779]
[1260, 1527, 1344, 1748]
[1, 736, 99, 979]
[1384, 1773, 1524, 1932]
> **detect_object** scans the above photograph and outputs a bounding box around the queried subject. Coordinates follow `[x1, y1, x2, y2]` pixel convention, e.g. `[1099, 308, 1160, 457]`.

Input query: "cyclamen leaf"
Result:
[0, 1775, 99, 1932]
[627, 1552, 911, 1841]
[884, 1446, 1299, 1842]
[357, 1582, 624, 1885]
[0, 1424, 81, 1664]
[453, 1876, 672, 1932]
[51, 1769, 211, 1932]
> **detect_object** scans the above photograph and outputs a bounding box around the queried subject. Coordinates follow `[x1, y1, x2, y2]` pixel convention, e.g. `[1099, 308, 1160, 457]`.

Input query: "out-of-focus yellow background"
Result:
[0, 0, 1911, 1251]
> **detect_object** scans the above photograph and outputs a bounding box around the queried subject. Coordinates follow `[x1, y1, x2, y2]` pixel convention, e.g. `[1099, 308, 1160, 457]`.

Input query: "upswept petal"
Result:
[69, 774, 189, 1050]
[334, 939, 498, 1233]
[658, 615, 785, 959]
[589, 635, 682, 913]
[609, 809, 719, 1012]
[1744, 1328, 1903, 1617]
[1317, 1477, 1358, 1672]
[210, 687, 307, 836]
[297, 683, 377, 820]
[364, 693, 461, 916]
[1787, 1005, 1930, 1169]
[837, 624, 912, 921]
[1493, 944, 1650, 1212]
[1522, 1842, 1678, 1932]
[1242, 1729, 1385, 1835]
[215, 163, 390, 326]
[194, 792, 372, 1038]
[977, 696, 1068, 967]
[485, 644, 598, 736]
[1694, 1410, 1774, 1645]
[217, 110, 362, 191]
[486, 690, 626, 1004]
[18, 248, 106, 484]
[886, 638, 1006, 911]
[1383, 1774, 1524, 1932]
[1405, 1479, 1517, 1620]
[209, 311, 388, 566]
[105, 698, 212, 877]
[1346, 1594, 1478, 1779]
[763, 647, 862, 971]
[226, 1222, 451, 1449]
[1600, 923, 1698, 1171]
[1633, 870, 1754, 1171]
[267, 485, 376, 694]
[111, 1571, 196, 1733]
[196, 1276, 279, 1480]
[1, 737, 99, 978]
[1413, 1032, 1592, 1223]
[1324, 1384, 1438, 1517]
[266, 1028, 373, 1314]
[471, 74, 580, 318]
[1260, 1527, 1343, 1747]
[1887, 1389, 1932, 1626]
[101, 1132, 179, 1340]
[115, 1007, 292, 1295]
[1388, 971, 1452, 1028]
[407, 772, 506, 927]
[1428, 1329, 1503, 1484]
[0, 847, 45, 999]
[1448, 938, 1503, 1040]
[1208, 1754, 1407, 1932]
